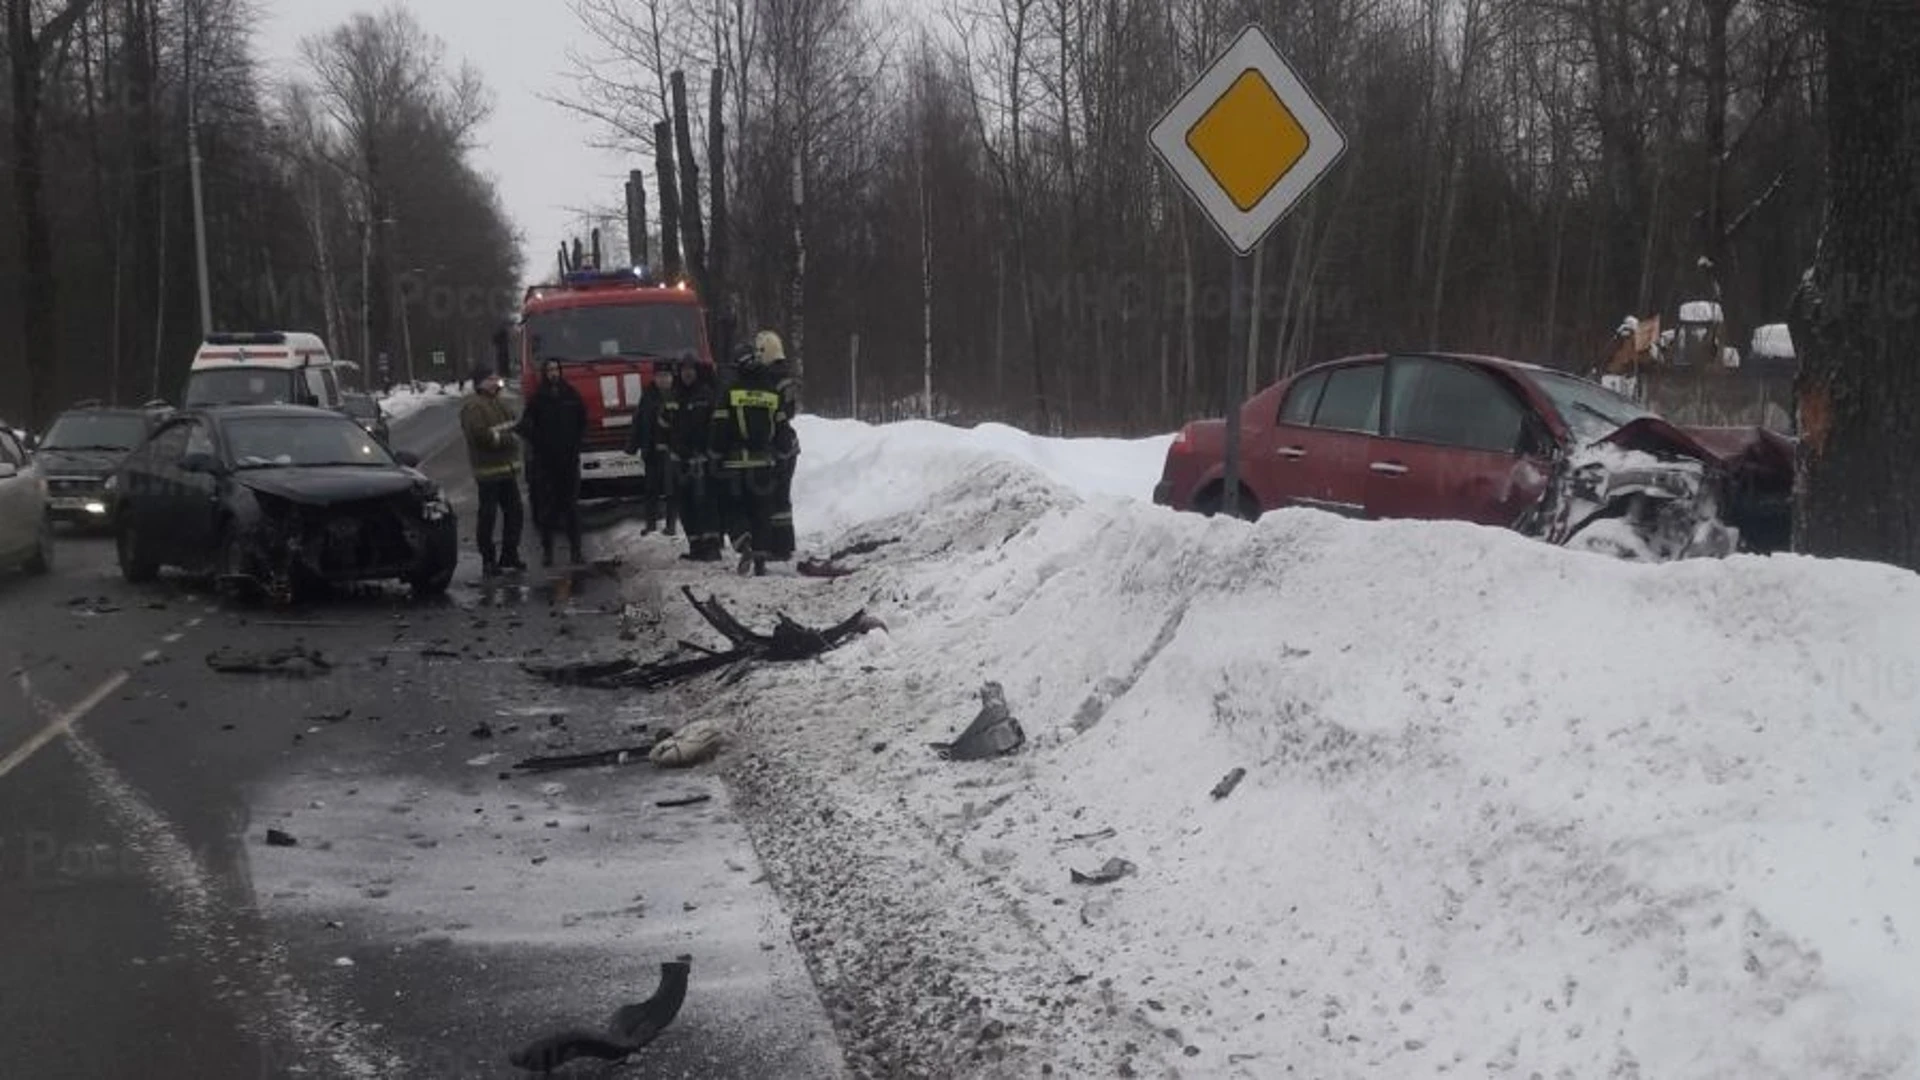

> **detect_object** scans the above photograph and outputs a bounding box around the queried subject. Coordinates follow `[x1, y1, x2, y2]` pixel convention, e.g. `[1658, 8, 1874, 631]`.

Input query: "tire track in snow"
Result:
[1070, 599, 1191, 735]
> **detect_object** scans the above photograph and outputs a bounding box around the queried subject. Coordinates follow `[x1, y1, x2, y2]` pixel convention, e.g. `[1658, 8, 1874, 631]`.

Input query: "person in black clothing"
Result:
[669, 357, 724, 561]
[756, 331, 799, 562]
[625, 365, 678, 536]
[516, 358, 589, 567]
[712, 344, 792, 576]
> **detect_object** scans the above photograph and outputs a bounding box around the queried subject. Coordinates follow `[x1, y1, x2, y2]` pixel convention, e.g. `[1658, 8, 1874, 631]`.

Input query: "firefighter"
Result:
[626, 364, 678, 536]
[756, 330, 799, 562]
[669, 356, 724, 561]
[712, 342, 791, 577]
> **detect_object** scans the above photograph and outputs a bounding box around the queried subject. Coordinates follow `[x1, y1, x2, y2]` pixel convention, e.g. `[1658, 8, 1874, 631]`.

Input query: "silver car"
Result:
[0, 425, 52, 575]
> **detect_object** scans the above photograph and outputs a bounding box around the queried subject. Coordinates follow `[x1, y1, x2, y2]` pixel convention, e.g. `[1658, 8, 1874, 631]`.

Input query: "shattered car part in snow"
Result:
[264, 829, 298, 847]
[655, 793, 713, 809]
[1211, 768, 1248, 800]
[521, 588, 884, 691]
[931, 683, 1027, 761]
[1071, 857, 1138, 886]
[507, 955, 691, 1073]
[796, 558, 856, 578]
[510, 745, 656, 774]
[205, 645, 333, 677]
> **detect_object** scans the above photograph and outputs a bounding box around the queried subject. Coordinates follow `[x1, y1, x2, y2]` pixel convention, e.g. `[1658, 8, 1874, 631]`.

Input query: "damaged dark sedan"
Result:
[1152, 352, 1794, 561]
[111, 404, 458, 600]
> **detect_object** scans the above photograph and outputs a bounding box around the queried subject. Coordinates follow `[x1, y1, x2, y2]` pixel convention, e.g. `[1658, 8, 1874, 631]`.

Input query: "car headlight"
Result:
[420, 491, 452, 521]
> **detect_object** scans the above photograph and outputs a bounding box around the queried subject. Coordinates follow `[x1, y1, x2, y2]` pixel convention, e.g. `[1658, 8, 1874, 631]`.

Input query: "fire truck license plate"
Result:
[581, 454, 645, 479]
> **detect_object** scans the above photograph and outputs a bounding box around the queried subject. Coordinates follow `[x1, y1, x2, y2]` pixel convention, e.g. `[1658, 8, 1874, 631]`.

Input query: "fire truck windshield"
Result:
[524, 304, 701, 363]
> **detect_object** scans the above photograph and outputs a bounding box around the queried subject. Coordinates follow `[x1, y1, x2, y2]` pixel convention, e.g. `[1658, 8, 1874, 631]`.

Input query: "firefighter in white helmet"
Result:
[754, 330, 799, 564]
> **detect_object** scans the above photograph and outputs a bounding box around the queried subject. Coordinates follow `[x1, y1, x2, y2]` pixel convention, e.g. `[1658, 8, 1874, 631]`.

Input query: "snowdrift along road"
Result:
[624, 415, 1920, 1078]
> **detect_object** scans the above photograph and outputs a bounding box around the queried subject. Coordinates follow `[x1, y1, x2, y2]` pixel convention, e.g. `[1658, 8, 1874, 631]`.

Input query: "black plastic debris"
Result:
[308, 708, 352, 724]
[655, 794, 711, 809]
[205, 646, 332, 678]
[508, 955, 690, 1073]
[1071, 857, 1137, 886]
[931, 683, 1026, 761]
[511, 744, 655, 774]
[1211, 767, 1248, 800]
[265, 829, 298, 848]
[470, 722, 495, 740]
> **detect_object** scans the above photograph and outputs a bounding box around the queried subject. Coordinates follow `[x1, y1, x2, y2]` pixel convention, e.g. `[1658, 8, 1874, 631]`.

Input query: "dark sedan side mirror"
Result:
[394, 450, 422, 468]
[180, 451, 223, 475]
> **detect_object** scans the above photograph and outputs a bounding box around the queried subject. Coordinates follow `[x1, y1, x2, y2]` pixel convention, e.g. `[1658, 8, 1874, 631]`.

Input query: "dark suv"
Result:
[38, 400, 171, 527]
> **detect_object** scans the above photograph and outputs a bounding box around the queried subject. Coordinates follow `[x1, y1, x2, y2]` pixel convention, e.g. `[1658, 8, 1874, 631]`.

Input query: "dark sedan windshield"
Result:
[42, 413, 148, 451]
[524, 304, 702, 363]
[1524, 369, 1657, 445]
[225, 416, 394, 469]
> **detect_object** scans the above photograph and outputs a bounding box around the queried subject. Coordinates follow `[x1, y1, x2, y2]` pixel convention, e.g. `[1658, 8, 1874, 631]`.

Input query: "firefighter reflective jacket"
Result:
[714, 364, 789, 470]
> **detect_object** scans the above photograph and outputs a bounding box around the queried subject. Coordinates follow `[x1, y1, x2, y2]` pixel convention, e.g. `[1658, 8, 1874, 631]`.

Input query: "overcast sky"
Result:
[256, 0, 633, 286]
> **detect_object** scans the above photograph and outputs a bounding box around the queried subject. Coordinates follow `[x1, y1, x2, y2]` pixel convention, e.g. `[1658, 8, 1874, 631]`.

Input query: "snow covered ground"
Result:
[376, 382, 457, 422]
[613, 414, 1920, 1078]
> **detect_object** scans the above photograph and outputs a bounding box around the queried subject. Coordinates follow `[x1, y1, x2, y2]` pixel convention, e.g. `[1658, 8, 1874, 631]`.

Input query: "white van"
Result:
[183, 332, 347, 410]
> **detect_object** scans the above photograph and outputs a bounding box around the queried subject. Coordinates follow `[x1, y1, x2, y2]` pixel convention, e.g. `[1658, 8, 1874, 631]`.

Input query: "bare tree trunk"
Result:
[654, 120, 683, 280]
[790, 142, 805, 381]
[671, 70, 709, 302]
[1786, 0, 1920, 570]
[707, 67, 731, 358]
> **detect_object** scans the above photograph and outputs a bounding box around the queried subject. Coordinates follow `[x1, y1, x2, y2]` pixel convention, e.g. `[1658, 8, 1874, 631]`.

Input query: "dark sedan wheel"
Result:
[116, 514, 158, 583]
[217, 529, 263, 603]
[410, 560, 456, 598]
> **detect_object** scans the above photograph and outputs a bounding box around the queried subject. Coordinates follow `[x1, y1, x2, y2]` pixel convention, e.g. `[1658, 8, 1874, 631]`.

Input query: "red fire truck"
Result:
[514, 266, 713, 501]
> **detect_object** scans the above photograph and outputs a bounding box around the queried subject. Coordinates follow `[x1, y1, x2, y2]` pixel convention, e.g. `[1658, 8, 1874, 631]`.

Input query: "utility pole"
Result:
[185, 3, 213, 337]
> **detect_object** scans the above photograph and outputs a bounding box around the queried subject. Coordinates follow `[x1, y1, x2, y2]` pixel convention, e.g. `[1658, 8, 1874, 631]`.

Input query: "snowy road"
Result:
[0, 399, 845, 1079]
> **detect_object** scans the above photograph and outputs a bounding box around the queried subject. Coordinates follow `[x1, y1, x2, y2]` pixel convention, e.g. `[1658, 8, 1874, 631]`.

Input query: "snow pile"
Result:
[791, 415, 1171, 543]
[626, 417, 1920, 1078]
[376, 382, 456, 421]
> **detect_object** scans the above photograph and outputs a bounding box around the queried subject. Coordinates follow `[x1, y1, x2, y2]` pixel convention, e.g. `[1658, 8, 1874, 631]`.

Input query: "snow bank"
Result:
[790, 415, 1171, 542]
[376, 382, 457, 422]
[628, 417, 1920, 1077]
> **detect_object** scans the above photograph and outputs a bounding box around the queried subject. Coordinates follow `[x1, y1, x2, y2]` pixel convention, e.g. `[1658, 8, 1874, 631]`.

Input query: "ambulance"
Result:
[182, 331, 348, 410]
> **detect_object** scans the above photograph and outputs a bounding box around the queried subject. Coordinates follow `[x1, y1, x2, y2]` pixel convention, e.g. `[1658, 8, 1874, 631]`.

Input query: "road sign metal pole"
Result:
[1222, 249, 1249, 518]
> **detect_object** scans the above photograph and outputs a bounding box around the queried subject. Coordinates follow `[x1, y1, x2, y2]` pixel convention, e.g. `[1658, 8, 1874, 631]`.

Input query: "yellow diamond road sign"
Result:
[1150, 25, 1345, 255]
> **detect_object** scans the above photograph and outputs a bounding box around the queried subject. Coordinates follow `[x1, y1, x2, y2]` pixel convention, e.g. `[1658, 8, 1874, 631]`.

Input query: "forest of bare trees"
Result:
[0, 0, 521, 429]
[563, 0, 1827, 438]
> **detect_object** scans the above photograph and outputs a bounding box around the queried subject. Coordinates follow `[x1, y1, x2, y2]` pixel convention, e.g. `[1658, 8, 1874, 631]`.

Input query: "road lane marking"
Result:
[0, 669, 131, 780]
[162, 632, 182, 644]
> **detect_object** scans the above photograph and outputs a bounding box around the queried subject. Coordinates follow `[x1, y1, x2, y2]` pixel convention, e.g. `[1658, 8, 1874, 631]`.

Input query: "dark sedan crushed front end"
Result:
[226, 468, 458, 601]
[112, 405, 458, 602]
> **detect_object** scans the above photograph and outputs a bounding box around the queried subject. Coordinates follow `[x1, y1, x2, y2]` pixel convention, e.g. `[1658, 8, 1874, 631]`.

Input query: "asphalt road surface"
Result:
[0, 398, 846, 1079]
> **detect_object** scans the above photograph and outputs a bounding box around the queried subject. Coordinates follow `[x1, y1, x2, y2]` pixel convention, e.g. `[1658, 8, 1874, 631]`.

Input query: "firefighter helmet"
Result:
[754, 330, 787, 364]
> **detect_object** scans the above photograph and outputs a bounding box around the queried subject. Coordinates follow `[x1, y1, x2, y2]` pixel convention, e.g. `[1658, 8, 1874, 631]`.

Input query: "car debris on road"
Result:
[506, 955, 691, 1074]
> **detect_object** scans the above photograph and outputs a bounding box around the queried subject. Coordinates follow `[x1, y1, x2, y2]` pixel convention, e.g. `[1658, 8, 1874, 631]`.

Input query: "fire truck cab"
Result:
[516, 266, 711, 500]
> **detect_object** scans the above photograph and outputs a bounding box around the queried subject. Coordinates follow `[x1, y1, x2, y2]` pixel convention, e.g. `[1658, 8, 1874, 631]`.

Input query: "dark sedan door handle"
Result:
[1277, 446, 1306, 459]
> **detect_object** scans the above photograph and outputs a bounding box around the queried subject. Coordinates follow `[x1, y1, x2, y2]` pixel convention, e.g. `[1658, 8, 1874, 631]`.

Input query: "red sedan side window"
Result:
[1278, 370, 1328, 425]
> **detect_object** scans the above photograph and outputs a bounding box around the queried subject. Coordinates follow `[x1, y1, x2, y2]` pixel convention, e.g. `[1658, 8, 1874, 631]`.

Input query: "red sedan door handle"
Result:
[1369, 461, 1409, 476]
[1277, 446, 1307, 459]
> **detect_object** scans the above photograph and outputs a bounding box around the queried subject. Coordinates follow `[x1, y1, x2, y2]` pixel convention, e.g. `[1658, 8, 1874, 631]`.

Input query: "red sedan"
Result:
[1151, 352, 1794, 559]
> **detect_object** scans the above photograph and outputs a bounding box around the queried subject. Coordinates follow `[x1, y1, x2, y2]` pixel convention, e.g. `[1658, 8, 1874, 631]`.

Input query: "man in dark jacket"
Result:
[625, 365, 678, 536]
[712, 343, 792, 577]
[460, 363, 525, 577]
[669, 357, 724, 561]
[517, 358, 589, 567]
